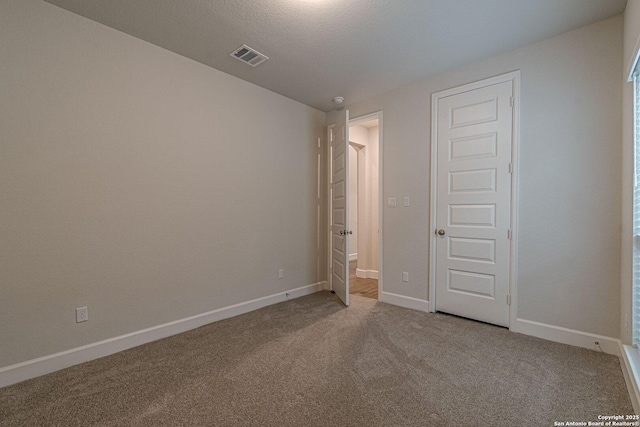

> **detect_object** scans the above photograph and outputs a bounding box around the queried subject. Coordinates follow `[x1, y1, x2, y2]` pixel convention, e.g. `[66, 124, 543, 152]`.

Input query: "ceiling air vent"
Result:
[229, 45, 269, 67]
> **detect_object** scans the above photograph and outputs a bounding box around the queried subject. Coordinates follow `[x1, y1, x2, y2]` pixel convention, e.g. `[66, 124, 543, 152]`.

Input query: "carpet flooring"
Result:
[0, 291, 633, 426]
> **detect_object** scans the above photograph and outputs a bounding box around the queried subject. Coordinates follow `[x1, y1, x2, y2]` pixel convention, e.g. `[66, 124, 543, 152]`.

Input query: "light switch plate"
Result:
[402, 272, 409, 282]
[388, 197, 397, 207]
[403, 197, 410, 207]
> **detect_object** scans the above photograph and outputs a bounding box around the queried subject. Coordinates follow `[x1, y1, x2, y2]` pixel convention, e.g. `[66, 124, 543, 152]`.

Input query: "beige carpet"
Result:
[0, 291, 633, 426]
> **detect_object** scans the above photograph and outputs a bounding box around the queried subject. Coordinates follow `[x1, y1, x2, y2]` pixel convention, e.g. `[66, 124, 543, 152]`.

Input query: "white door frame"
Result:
[428, 71, 520, 328]
[327, 110, 384, 299]
[348, 141, 364, 264]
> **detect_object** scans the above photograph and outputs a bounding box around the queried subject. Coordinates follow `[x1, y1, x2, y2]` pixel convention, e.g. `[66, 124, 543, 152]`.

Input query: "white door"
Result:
[435, 81, 513, 327]
[329, 109, 350, 305]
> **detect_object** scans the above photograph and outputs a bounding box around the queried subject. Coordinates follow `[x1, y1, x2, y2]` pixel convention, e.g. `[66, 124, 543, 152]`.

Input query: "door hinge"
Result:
[507, 294, 511, 305]
[507, 229, 512, 240]
[509, 96, 513, 108]
[508, 163, 513, 174]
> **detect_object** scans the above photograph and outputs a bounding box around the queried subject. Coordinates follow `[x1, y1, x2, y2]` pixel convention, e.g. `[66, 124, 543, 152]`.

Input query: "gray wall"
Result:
[346, 15, 623, 337]
[0, 0, 325, 368]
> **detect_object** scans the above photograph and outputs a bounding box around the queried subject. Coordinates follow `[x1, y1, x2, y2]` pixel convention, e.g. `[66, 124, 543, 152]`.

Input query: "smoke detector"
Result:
[333, 96, 344, 105]
[229, 45, 269, 67]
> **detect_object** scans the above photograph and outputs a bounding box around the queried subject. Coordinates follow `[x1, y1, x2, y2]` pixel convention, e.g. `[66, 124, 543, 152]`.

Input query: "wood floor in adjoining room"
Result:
[349, 260, 378, 300]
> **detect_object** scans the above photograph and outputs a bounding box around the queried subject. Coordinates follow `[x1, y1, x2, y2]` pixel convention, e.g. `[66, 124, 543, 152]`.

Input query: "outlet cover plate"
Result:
[76, 306, 88, 323]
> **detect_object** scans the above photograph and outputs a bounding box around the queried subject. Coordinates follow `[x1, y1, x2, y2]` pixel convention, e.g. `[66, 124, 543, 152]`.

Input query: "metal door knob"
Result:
[437, 229, 445, 236]
[348, 230, 353, 235]
[340, 230, 344, 235]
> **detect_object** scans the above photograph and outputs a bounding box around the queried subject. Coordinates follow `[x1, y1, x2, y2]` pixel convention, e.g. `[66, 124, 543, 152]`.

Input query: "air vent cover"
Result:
[229, 45, 269, 67]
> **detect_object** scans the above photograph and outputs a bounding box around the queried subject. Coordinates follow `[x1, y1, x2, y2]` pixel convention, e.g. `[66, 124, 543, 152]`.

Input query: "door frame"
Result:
[428, 71, 520, 328]
[327, 110, 384, 300]
[348, 140, 364, 264]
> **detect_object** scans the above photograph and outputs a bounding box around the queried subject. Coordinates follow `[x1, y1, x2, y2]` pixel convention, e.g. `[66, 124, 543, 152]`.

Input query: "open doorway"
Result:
[348, 114, 381, 300]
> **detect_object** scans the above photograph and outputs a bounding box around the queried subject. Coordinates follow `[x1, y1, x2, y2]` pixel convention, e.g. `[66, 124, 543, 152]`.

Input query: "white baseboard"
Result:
[379, 291, 429, 312]
[620, 344, 640, 414]
[355, 268, 378, 279]
[0, 282, 326, 388]
[512, 318, 620, 356]
[349, 253, 358, 261]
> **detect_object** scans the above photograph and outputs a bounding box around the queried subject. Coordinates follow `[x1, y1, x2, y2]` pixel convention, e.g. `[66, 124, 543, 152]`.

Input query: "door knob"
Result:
[348, 230, 353, 235]
[340, 230, 344, 235]
[437, 229, 445, 236]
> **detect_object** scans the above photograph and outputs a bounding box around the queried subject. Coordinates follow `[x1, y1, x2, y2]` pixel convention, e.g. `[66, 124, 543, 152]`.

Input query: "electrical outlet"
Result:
[402, 272, 409, 282]
[278, 269, 284, 279]
[76, 306, 88, 323]
[403, 197, 410, 207]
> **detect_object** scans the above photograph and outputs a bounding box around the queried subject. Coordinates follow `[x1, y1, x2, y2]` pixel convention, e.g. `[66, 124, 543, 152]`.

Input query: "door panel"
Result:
[448, 204, 496, 228]
[435, 81, 512, 327]
[449, 133, 497, 160]
[329, 110, 350, 306]
[448, 270, 495, 298]
[448, 237, 496, 263]
[450, 98, 497, 128]
[449, 168, 496, 193]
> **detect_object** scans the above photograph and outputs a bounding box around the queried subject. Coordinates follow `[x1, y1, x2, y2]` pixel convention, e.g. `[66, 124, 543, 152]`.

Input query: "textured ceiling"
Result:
[44, 0, 626, 112]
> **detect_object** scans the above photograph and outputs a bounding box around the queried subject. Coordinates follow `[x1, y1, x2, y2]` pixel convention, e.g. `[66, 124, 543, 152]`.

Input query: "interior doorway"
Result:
[348, 114, 381, 300]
